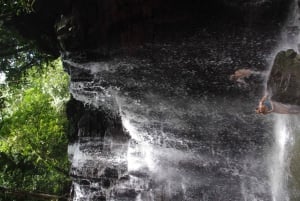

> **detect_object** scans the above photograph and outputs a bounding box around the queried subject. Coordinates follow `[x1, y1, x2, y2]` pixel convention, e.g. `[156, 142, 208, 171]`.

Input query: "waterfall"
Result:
[269, 116, 293, 201]
[267, 0, 300, 200]
[64, 1, 300, 200]
[280, 0, 300, 50]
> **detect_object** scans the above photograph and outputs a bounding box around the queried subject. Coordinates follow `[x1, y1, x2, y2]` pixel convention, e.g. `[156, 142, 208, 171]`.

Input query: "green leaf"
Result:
[0, 59, 70, 197]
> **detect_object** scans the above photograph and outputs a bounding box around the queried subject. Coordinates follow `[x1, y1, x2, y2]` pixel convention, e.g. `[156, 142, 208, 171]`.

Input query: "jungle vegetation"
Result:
[0, 1, 71, 200]
[0, 0, 55, 81]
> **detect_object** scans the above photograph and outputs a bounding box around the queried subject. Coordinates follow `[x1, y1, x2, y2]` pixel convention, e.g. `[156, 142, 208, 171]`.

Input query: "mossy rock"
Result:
[267, 49, 300, 105]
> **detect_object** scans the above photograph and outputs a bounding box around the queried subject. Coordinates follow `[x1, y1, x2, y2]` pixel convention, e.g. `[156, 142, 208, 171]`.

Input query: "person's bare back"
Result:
[230, 68, 266, 85]
[230, 69, 253, 80]
[230, 69, 252, 83]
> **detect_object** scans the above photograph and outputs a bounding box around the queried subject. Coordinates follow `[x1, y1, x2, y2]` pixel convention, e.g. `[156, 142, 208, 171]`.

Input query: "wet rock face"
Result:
[267, 49, 300, 105]
[67, 98, 130, 200]
[10, 0, 292, 56]
[54, 0, 292, 53]
[222, 0, 289, 7]
[54, 1, 296, 200]
[64, 24, 278, 200]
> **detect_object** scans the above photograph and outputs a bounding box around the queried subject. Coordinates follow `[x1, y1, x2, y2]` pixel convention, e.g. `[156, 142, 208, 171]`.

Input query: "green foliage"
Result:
[0, 2, 69, 199]
[0, 59, 70, 200]
[0, 26, 54, 82]
[0, 0, 34, 17]
[0, 0, 55, 82]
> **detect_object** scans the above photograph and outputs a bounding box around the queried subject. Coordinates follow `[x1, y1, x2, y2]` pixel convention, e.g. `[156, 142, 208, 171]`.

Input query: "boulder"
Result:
[267, 49, 300, 105]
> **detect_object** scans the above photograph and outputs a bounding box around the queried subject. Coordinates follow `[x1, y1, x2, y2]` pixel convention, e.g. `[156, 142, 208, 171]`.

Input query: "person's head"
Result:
[255, 104, 268, 114]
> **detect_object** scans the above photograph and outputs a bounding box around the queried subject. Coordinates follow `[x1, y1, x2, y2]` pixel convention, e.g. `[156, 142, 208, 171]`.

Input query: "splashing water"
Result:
[64, 3, 300, 198]
[280, 0, 300, 50]
[267, 1, 300, 200]
[269, 116, 293, 201]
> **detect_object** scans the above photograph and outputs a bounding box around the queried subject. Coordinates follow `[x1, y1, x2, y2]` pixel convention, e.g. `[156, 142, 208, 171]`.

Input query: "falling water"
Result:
[64, 1, 300, 199]
[268, 0, 300, 200]
[269, 116, 292, 201]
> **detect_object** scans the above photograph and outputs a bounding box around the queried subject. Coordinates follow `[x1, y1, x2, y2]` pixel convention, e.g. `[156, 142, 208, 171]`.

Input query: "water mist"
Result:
[267, 1, 300, 200]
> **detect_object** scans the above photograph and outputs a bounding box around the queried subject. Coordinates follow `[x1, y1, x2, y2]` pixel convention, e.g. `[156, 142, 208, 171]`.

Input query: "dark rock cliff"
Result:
[11, 0, 292, 56]
[267, 49, 300, 105]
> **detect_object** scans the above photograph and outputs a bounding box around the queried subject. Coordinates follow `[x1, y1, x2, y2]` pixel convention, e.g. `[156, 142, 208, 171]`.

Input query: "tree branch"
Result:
[0, 45, 33, 57]
[0, 13, 13, 21]
[0, 186, 68, 200]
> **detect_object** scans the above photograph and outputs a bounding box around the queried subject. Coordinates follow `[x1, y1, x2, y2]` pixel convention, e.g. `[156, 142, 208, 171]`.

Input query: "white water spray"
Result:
[268, 1, 300, 200]
[270, 116, 292, 201]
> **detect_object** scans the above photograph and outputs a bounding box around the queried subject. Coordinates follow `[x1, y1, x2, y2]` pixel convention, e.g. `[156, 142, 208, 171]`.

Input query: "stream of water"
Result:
[267, 1, 300, 200]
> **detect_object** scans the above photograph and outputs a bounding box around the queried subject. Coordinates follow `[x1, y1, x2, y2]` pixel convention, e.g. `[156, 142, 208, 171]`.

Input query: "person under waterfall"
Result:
[256, 95, 300, 115]
[230, 68, 267, 85]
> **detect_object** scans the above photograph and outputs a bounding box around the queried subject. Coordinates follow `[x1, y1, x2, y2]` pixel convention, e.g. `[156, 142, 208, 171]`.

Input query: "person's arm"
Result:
[260, 95, 267, 103]
[272, 101, 300, 114]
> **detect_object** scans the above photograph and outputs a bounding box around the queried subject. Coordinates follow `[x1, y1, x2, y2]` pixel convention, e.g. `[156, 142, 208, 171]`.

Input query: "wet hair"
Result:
[255, 105, 268, 114]
[256, 105, 268, 114]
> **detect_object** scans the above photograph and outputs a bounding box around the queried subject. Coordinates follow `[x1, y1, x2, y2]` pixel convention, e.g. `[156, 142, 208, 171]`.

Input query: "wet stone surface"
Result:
[65, 26, 278, 200]
[268, 49, 300, 105]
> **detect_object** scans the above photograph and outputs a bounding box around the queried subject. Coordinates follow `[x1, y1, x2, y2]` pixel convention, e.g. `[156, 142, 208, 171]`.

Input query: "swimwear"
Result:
[264, 99, 273, 112]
